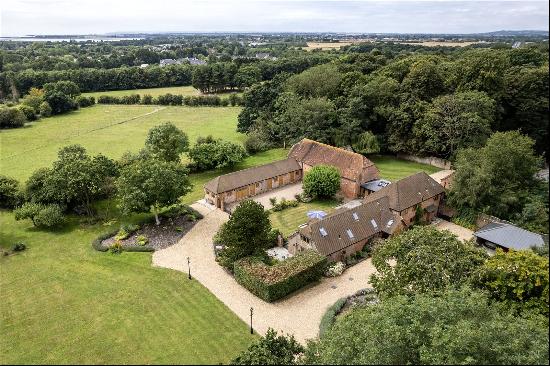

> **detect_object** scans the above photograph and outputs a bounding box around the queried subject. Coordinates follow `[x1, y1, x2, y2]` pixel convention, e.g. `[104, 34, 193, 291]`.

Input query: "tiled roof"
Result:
[303, 196, 400, 257]
[474, 222, 545, 250]
[364, 172, 444, 212]
[288, 139, 378, 181]
[204, 158, 301, 194]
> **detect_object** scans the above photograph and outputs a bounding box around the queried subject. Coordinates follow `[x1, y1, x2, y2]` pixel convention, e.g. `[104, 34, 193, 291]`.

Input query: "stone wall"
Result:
[396, 153, 452, 169]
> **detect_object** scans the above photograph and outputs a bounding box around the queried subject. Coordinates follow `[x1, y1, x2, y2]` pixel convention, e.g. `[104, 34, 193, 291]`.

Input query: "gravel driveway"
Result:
[433, 218, 474, 241]
[153, 202, 378, 343]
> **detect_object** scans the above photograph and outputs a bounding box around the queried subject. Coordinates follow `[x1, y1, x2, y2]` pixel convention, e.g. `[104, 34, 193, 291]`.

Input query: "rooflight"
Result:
[352, 212, 359, 221]
[386, 219, 394, 228]
[319, 227, 328, 237]
[346, 229, 355, 239]
[371, 219, 378, 228]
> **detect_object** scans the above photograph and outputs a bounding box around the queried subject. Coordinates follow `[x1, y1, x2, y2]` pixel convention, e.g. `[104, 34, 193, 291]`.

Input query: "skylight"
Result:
[346, 229, 354, 239]
[352, 212, 359, 221]
[386, 219, 394, 228]
[371, 219, 378, 228]
[319, 227, 328, 237]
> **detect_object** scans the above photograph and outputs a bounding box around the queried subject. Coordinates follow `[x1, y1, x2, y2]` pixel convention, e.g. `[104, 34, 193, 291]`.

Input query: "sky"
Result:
[0, 0, 548, 36]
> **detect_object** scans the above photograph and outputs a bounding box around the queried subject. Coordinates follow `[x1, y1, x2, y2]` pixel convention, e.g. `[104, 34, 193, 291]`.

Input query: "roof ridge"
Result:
[301, 138, 366, 162]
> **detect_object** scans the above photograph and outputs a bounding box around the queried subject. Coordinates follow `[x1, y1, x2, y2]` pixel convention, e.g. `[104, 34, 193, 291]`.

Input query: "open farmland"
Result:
[0, 105, 243, 182]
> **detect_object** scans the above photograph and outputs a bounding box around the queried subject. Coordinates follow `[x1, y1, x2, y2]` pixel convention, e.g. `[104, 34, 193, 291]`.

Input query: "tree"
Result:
[0, 175, 22, 209]
[14, 202, 65, 228]
[116, 158, 192, 225]
[416, 91, 495, 158]
[144, 122, 189, 162]
[285, 63, 343, 99]
[448, 131, 543, 221]
[473, 249, 549, 316]
[216, 200, 271, 268]
[44, 91, 76, 115]
[401, 58, 446, 100]
[187, 138, 246, 171]
[231, 329, 304, 365]
[235, 65, 262, 89]
[43, 80, 81, 98]
[302, 165, 341, 199]
[303, 288, 549, 365]
[351, 131, 380, 155]
[370, 226, 487, 297]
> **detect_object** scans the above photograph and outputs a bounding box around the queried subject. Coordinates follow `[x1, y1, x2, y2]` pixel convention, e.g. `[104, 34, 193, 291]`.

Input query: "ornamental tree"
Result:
[145, 122, 189, 162]
[370, 225, 487, 297]
[116, 158, 192, 225]
[215, 200, 271, 268]
[302, 165, 340, 198]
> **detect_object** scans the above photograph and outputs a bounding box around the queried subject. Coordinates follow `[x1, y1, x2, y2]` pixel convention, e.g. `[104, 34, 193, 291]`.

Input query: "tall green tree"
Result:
[116, 158, 192, 225]
[370, 226, 487, 297]
[144, 122, 189, 162]
[231, 329, 304, 365]
[216, 200, 271, 269]
[303, 288, 549, 365]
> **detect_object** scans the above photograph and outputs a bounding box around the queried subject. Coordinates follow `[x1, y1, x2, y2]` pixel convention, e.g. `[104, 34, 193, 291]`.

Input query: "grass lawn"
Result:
[269, 199, 337, 236]
[1, 105, 243, 182]
[82, 86, 240, 99]
[0, 204, 256, 364]
[370, 155, 440, 181]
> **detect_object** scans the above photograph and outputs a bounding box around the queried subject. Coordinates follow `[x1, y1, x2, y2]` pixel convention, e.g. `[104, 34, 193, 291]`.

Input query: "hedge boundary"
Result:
[234, 250, 327, 302]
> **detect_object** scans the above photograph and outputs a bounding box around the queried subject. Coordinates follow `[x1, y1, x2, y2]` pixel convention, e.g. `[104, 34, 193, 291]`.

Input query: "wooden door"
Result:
[249, 184, 255, 196]
[278, 175, 284, 186]
[267, 178, 272, 190]
[290, 171, 295, 182]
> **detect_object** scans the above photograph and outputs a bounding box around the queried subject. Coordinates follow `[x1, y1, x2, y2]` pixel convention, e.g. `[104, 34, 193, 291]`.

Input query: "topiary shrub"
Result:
[303, 165, 341, 198]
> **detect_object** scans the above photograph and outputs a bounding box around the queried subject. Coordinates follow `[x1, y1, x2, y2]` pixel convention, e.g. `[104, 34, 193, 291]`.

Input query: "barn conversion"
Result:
[204, 139, 380, 210]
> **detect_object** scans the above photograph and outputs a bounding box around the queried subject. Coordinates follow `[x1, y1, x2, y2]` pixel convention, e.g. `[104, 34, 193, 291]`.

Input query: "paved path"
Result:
[153, 202, 377, 343]
[433, 219, 474, 241]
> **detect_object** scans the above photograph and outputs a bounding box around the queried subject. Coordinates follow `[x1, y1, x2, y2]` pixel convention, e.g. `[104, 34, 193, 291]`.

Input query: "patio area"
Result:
[227, 183, 304, 212]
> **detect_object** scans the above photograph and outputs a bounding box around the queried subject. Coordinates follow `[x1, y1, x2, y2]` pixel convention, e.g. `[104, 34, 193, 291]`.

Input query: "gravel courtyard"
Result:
[152, 202, 378, 343]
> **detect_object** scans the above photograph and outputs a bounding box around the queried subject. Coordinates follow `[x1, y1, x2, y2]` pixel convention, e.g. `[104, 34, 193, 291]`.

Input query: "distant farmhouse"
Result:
[203, 139, 380, 210]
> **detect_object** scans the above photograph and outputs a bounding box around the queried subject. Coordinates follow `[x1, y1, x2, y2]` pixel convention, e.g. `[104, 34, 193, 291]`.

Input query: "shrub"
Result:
[110, 240, 123, 254]
[188, 138, 247, 171]
[136, 235, 149, 246]
[114, 228, 130, 241]
[18, 104, 38, 121]
[352, 131, 381, 155]
[233, 250, 327, 302]
[244, 131, 272, 154]
[325, 261, 345, 277]
[39, 101, 52, 117]
[303, 165, 341, 198]
[76, 95, 95, 107]
[141, 94, 153, 105]
[0, 106, 26, 128]
[14, 203, 65, 228]
[319, 297, 346, 337]
[271, 199, 300, 212]
[11, 242, 27, 252]
[0, 175, 23, 209]
[121, 223, 140, 233]
[269, 197, 277, 206]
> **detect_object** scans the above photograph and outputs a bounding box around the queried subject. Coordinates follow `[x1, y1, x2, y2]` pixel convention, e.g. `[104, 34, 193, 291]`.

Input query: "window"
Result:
[352, 212, 359, 221]
[346, 229, 354, 239]
[386, 219, 394, 228]
[319, 227, 328, 237]
[370, 219, 378, 229]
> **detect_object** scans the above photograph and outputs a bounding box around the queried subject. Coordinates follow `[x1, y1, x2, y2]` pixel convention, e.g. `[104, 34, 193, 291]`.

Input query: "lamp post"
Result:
[250, 307, 254, 334]
[187, 257, 191, 280]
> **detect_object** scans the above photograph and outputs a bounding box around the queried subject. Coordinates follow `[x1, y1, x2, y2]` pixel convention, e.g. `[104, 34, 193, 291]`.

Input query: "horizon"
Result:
[1, 1, 548, 37]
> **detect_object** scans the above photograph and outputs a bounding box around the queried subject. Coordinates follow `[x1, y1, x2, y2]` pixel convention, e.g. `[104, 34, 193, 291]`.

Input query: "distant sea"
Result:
[0, 37, 143, 42]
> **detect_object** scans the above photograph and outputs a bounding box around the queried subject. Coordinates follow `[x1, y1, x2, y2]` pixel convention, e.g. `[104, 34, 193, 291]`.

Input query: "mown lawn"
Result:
[370, 155, 440, 181]
[269, 199, 338, 236]
[0, 105, 243, 182]
[82, 86, 240, 99]
[0, 204, 256, 364]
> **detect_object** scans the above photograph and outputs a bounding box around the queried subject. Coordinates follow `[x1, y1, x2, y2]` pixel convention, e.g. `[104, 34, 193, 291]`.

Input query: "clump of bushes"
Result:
[114, 223, 140, 240]
[109, 240, 123, 254]
[18, 104, 38, 121]
[14, 202, 65, 228]
[233, 250, 327, 302]
[244, 131, 273, 154]
[187, 136, 247, 171]
[271, 198, 299, 212]
[136, 235, 149, 246]
[12, 242, 27, 252]
[76, 95, 95, 107]
[303, 165, 341, 198]
[0, 106, 27, 129]
[97, 94, 140, 105]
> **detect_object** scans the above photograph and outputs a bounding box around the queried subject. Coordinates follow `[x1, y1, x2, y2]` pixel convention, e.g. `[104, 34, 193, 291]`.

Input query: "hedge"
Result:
[95, 93, 243, 107]
[234, 250, 327, 302]
[319, 297, 347, 337]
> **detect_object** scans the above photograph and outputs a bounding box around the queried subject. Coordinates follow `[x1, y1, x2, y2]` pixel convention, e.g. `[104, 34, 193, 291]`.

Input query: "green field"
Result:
[82, 86, 240, 99]
[1, 105, 243, 182]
